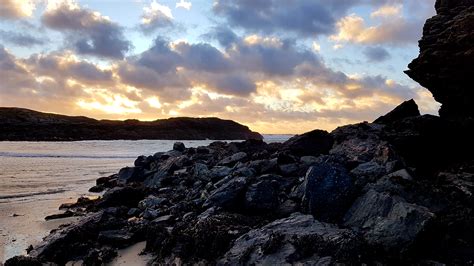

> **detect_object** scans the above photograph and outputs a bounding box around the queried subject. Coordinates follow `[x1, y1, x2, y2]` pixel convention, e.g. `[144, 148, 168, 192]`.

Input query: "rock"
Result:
[209, 166, 232, 181]
[98, 229, 135, 247]
[302, 162, 354, 222]
[83, 247, 117, 265]
[405, 0, 474, 118]
[278, 163, 300, 176]
[280, 129, 334, 157]
[98, 187, 145, 208]
[330, 122, 398, 164]
[203, 177, 248, 209]
[300, 156, 319, 165]
[127, 208, 140, 217]
[144, 156, 186, 188]
[152, 215, 174, 225]
[218, 152, 247, 166]
[117, 167, 144, 184]
[193, 163, 210, 181]
[350, 161, 387, 184]
[141, 209, 161, 220]
[138, 196, 167, 210]
[153, 212, 260, 263]
[28, 211, 126, 264]
[219, 213, 363, 265]
[343, 189, 434, 251]
[277, 152, 296, 165]
[386, 169, 413, 181]
[244, 180, 279, 213]
[4, 256, 42, 266]
[173, 142, 186, 152]
[45, 210, 75, 220]
[374, 99, 421, 124]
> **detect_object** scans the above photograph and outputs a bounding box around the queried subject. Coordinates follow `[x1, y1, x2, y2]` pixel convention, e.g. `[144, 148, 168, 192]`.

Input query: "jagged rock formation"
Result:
[405, 0, 474, 118]
[0, 107, 262, 141]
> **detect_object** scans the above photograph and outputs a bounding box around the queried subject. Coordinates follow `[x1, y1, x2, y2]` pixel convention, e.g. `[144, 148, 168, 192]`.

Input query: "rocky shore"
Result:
[5, 97, 474, 265]
[5, 0, 474, 264]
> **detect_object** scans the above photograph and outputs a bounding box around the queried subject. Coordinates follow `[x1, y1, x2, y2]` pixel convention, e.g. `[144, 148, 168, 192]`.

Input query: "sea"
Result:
[0, 135, 292, 262]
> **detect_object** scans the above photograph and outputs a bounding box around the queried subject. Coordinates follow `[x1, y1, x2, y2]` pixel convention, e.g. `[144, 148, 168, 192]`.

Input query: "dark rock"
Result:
[343, 189, 434, 252]
[173, 142, 186, 152]
[281, 129, 334, 157]
[203, 177, 248, 209]
[154, 212, 260, 263]
[277, 152, 296, 165]
[209, 166, 232, 182]
[244, 180, 279, 213]
[405, 0, 474, 118]
[83, 247, 117, 265]
[218, 152, 247, 167]
[138, 196, 167, 210]
[219, 213, 363, 265]
[117, 167, 144, 184]
[28, 211, 125, 264]
[98, 229, 135, 247]
[330, 122, 399, 165]
[278, 163, 300, 177]
[302, 162, 354, 222]
[98, 187, 145, 208]
[88, 184, 105, 193]
[4, 256, 42, 266]
[374, 99, 421, 124]
[45, 210, 74, 220]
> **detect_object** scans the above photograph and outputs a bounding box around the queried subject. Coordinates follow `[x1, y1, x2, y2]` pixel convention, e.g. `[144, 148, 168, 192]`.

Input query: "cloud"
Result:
[363, 46, 391, 62]
[140, 0, 174, 34]
[0, 0, 36, 20]
[176, 0, 192, 10]
[330, 13, 422, 45]
[371, 5, 402, 18]
[41, 2, 131, 59]
[0, 29, 47, 47]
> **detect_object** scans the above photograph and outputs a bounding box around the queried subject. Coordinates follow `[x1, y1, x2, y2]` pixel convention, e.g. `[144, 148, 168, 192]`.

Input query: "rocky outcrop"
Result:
[0, 107, 262, 140]
[405, 0, 474, 118]
[374, 99, 420, 124]
[7, 98, 474, 265]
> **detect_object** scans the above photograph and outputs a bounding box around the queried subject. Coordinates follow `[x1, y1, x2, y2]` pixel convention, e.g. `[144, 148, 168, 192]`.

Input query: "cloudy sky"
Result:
[0, 0, 439, 133]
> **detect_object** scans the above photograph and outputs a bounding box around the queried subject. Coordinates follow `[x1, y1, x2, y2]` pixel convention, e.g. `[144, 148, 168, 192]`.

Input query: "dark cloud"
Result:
[363, 46, 391, 62]
[26, 53, 114, 85]
[212, 0, 402, 37]
[0, 30, 46, 47]
[41, 4, 131, 59]
[0, 45, 36, 91]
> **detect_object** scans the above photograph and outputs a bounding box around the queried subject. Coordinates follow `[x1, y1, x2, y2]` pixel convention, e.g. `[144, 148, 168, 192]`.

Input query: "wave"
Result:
[0, 188, 68, 200]
[0, 152, 137, 159]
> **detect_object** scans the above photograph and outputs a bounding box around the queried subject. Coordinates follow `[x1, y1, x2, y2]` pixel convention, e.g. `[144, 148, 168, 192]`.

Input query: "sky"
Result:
[0, 0, 440, 134]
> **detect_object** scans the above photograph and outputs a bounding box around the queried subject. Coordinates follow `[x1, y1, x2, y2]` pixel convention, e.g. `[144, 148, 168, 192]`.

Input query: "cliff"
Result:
[405, 0, 474, 118]
[0, 107, 262, 141]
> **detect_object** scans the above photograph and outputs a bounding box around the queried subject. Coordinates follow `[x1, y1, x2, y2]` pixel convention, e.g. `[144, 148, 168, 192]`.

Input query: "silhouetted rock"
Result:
[405, 0, 474, 118]
[374, 99, 420, 124]
[281, 129, 333, 156]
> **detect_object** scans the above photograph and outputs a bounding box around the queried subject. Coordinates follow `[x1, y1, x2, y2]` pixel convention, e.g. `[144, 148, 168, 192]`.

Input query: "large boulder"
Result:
[219, 213, 364, 265]
[203, 177, 248, 209]
[405, 0, 474, 118]
[343, 189, 434, 252]
[374, 99, 420, 124]
[302, 161, 354, 222]
[244, 180, 279, 213]
[280, 129, 333, 157]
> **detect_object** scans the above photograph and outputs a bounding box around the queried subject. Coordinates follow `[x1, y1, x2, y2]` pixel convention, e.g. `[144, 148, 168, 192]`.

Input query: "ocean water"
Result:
[0, 135, 291, 262]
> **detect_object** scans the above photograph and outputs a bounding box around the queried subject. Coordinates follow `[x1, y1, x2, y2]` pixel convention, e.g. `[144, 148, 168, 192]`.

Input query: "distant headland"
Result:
[0, 107, 262, 141]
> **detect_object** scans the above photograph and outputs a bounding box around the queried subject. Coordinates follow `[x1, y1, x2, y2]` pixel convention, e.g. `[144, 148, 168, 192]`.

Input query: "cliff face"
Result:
[0, 107, 262, 141]
[405, 0, 474, 118]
